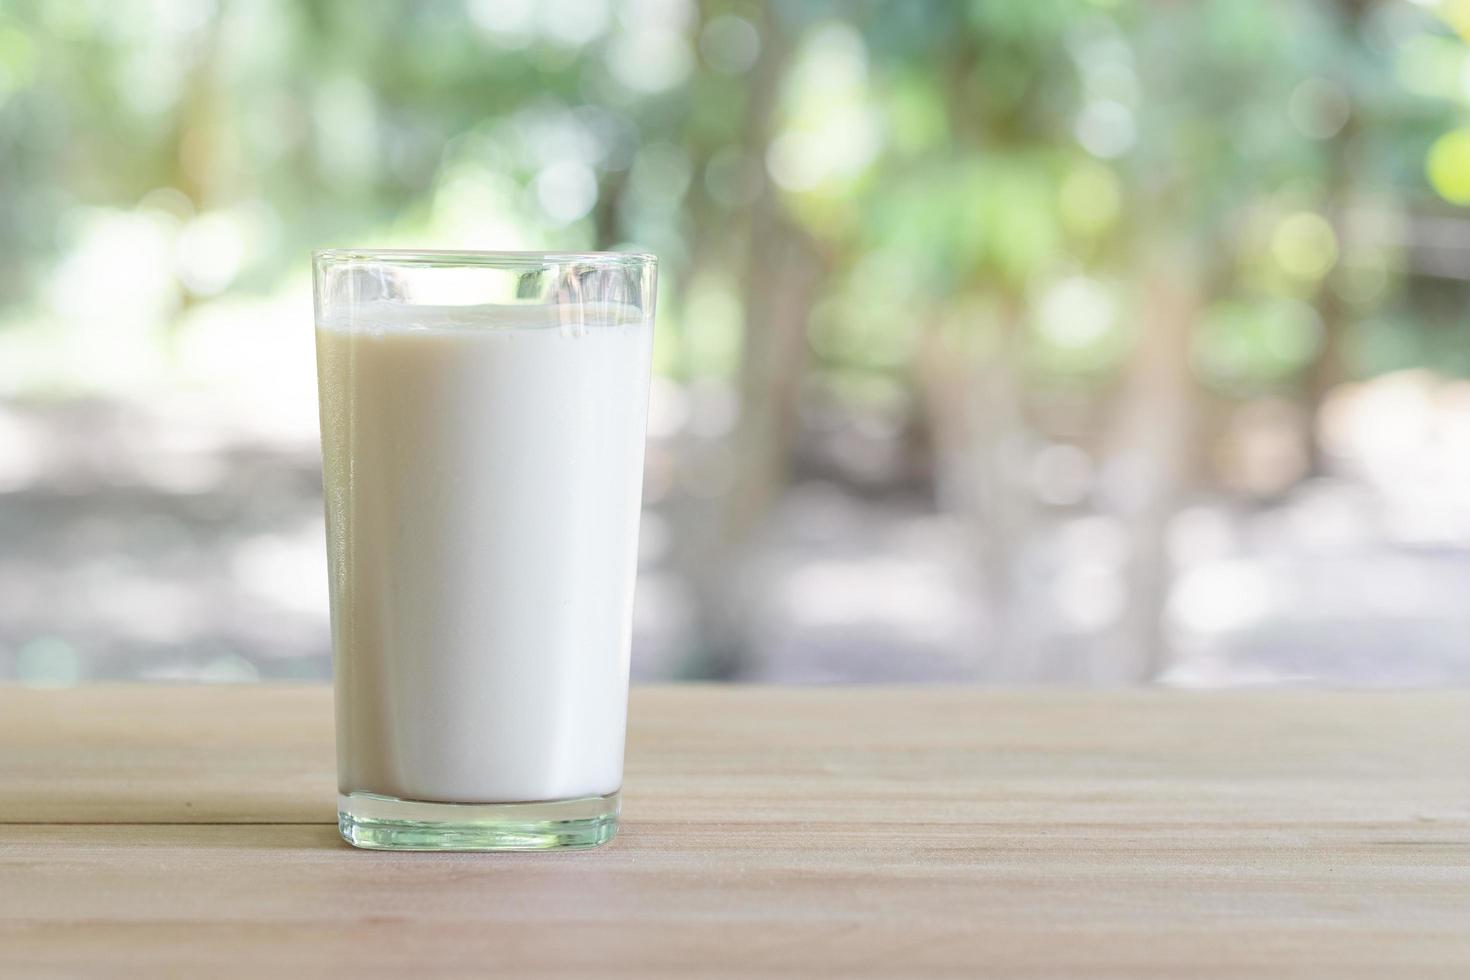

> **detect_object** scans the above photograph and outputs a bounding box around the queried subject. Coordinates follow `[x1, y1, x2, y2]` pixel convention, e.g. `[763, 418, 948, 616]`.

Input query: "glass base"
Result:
[338, 790, 620, 851]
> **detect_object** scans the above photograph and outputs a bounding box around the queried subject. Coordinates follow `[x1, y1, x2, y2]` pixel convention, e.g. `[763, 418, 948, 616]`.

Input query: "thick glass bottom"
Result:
[338, 790, 620, 851]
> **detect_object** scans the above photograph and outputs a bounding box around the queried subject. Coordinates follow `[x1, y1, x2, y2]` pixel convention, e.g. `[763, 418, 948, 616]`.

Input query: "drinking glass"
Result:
[312, 250, 656, 850]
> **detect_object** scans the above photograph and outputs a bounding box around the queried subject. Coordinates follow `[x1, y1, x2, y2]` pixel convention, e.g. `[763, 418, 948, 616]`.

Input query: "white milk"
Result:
[316, 302, 652, 804]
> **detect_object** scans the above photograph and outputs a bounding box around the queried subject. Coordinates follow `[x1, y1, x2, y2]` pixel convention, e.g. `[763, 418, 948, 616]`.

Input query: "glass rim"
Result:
[313, 248, 656, 268]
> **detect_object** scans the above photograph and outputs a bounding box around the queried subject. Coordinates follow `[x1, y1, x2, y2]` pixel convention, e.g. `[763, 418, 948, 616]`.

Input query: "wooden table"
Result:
[1, 686, 1466, 977]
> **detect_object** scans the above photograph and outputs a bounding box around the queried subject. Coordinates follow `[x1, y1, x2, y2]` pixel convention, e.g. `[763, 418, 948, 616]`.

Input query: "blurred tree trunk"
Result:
[720, 5, 825, 545]
[1304, 1, 1369, 474]
[169, 13, 223, 208]
[1101, 242, 1203, 682]
[921, 28, 1044, 680]
[916, 303, 1032, 680]
[163, 4, 226, 332]
[909, 31, 1045, 680]
[1306, 239, 1348, 475]
[592, 168, 628, 250]
[722, 214, 824, 544]
[680, 1, 827, 677]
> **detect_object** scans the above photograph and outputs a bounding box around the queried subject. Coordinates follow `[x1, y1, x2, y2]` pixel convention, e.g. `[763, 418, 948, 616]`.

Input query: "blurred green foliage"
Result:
[0, 0, 1468, 402]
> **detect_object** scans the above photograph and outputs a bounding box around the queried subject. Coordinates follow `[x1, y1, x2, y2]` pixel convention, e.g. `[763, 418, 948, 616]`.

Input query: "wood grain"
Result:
[1, 685, 1467, 978]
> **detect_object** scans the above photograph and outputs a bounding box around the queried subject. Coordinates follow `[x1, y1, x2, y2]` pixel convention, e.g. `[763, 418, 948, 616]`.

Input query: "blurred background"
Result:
[2, 0, 1470, 687]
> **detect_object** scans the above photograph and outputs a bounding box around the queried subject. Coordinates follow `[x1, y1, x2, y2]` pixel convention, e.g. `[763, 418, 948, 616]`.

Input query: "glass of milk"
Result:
[312, 250, 656, 850]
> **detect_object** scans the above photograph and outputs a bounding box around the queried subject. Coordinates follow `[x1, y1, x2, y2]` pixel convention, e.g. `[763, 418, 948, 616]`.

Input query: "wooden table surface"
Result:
[1, 685, 1467, 978]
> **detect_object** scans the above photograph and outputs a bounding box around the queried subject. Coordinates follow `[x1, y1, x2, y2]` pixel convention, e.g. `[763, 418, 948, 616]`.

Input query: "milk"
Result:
[316, 302, 652, 804]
